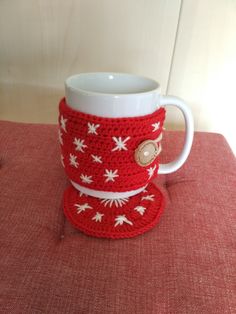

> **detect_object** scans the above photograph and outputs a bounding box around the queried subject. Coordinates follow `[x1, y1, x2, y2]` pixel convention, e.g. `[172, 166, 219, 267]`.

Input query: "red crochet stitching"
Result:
[63, 182, 165, 239]
[59, 98, 166, 193]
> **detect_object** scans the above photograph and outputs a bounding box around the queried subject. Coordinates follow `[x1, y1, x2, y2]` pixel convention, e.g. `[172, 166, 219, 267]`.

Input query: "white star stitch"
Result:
[141, 194, 155, 201]
[69, 153, 79, 168]
[88, 122, 100, 135]
[60, 115, 67, 132]
[58, 129, 63, 145]
[114, 215, 133, 227]
[74, 203, 92, 214]
[104, 169, 119, 182]
[112, 137, 130, 151]
[73, 138, 87, 153]
[152, 122, 160, 132]
[101, 197, 129, 208]
[134, 206, 146, 216]
[80, 174, 93, 184]
[91, 154, 102, 164]
[147, 164, 157, 179]
[92, 212, 104, 222]
[60, 154, 65, 167]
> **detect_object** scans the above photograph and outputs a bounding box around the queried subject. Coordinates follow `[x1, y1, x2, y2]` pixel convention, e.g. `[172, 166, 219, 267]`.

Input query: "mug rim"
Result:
[65, 72, 160, 97]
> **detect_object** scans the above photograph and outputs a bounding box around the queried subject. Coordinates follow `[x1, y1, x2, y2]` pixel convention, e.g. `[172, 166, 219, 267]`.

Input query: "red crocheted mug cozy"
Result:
[59, 98, 166, 239]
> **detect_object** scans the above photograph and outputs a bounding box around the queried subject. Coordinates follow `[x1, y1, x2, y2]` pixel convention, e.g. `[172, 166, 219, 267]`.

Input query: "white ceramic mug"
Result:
[65, 72, 194, 176]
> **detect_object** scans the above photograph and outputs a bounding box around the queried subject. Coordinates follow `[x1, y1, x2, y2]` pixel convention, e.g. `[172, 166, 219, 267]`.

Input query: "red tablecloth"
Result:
[0, 120, 235, 314]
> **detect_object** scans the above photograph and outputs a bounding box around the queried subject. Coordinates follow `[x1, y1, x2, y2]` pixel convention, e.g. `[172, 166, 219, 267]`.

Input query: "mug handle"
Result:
[158, 95, 194, 174]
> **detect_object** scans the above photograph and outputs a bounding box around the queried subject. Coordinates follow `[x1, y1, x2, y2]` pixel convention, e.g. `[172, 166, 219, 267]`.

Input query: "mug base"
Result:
[70, 180, 147, 199]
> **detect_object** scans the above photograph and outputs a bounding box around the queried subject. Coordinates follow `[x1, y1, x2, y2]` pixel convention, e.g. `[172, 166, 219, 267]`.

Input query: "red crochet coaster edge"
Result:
[63, 183, 165, 239]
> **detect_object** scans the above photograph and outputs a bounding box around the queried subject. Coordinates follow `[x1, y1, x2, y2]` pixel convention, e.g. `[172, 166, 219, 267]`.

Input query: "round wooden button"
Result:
[134, 140, 161, 167]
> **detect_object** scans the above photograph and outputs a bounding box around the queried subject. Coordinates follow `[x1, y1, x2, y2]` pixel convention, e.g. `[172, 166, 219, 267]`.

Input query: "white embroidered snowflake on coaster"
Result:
[63, 182, 165, 239]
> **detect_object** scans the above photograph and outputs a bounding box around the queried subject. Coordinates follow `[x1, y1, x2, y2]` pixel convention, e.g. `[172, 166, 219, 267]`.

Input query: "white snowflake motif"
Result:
[92, 212, 104, 222]
[80, 174, 93, 184]
[74, 203, 92, 214]
[147, 164, 157, 179]
[101, 197, 129, 208]
[141, 194, 155, 202]
[112, 137, 130, 152]
[60, 115, 67, 133]
[134, 206, 146, 216]
[91, 154, 102, 164]
[114, 215, 133, 227]
[152, 122, 160, 132]
[60, 154, 65, 167]
[69, 153, 79, 168]
[88, 122, 100, 135]
[58, 129, 63, 145]
[73, 138, 87, 153]
[104, 169, 119, 182]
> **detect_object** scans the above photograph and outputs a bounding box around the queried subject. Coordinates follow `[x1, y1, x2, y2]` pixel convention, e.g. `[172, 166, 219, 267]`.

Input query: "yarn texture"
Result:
[63, 183, 165, 239]
[59, 98, 166, 239]
[59, 98, 165, 193]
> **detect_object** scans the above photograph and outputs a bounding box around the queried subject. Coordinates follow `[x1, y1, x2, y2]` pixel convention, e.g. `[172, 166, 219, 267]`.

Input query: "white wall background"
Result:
[0, 0, 235, 153]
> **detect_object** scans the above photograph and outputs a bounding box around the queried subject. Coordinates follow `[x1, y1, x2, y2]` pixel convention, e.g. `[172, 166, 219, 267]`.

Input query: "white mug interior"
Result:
[65, 72, 161, 117]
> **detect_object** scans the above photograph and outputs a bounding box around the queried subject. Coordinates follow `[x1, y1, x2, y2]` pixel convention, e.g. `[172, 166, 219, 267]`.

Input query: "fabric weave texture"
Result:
[1, 120, 235, 314]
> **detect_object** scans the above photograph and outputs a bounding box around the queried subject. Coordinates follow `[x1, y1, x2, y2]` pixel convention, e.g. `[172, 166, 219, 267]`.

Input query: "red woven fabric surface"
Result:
[0, 120, 236, 314]
[59, 98, 165, 192]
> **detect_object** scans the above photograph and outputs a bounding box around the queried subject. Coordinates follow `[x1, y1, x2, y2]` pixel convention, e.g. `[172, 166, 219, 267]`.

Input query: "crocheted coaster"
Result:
[63, 182, 165, 239]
